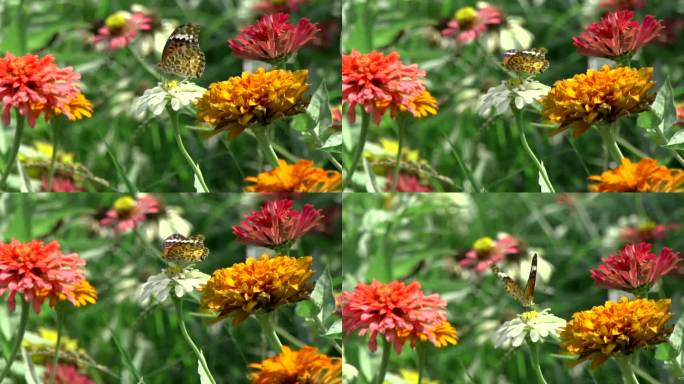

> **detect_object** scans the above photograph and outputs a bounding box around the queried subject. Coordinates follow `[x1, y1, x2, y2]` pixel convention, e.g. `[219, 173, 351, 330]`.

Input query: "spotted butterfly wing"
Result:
[490, 254, 537, 307]
[502, 48, 549, 75]
[162, 233, 209, 263]
[158, 24, 205, 79]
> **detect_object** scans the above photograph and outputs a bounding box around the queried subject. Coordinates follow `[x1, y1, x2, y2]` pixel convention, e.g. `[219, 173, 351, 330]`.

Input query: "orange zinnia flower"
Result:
[244, 160, 341, 192]
[249, 345, 341, 384]
[588, 157, 684, 192]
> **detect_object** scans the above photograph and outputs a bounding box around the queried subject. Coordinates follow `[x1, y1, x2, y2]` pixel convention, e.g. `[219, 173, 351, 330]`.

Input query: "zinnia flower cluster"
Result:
[93, 10, 152, 51]
[0, 239, 96, 313]
[342, 50, 429, 124]
[232, 199, 323, 251]
[559, 297, 672, 368]
[588, 157, 684, 192]
[541, 65, 655, 137]
[100, 195, 161, 233]
[229, 13, 318, 62]
[590, 242, 679, 293]
[248, 345, 341, 384]
[132, 80, 206, 119]
[244, 160, 342, 192]
[460, 234, 523, 272]
[495, 309, 566, 349]
[441, 4, 503, 43]
[0, 52, 90, 127]
[572, 10, 663, 60]
[199, 255, 314, 325]
[195, 68, 309, 139]
[340, 280, 458, 353]
[477, 79, 550, 118]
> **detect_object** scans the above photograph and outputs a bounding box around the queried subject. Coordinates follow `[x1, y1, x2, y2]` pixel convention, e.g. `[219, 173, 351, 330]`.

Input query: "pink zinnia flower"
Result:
[331, 105, 342, 130]
[572, 10, 664, 59]
[45, 364, 95, 384]
[340, 280, 449, 353]
[599, 0, 646, 11]
[342, 50, 426, 125]
[590, 242, 680, 292]
[386, 173, 432, 192]
[676, 103, 684, 126]
[0, 240, 86, 313]
[619, 220, 679, 243]
[100, 195, 160, 233]
[93, 11, 152, 51]
[441, 5, 502, 44]
[229, 13, 318, 62]
[460, 233, 522, 272]
[232, 199, 323, 250]
[40, 176, 83, 192]
[0, 52, 81, 128]
[254, 0, 305, 14]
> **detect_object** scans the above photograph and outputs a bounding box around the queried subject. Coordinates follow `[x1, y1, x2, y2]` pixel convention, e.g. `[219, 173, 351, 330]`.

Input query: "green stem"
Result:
[127, 46, 162, 80]
[597, 123, 624, 163]
[515, 109, 555, 192]
[173, 296, 217, 384]
[18, 0, 27, 54]
[46, 119, 61, 192]
[0, 298, 30, 383]
[390, 115, 406, 193]
[252, 126, 280, 168]
[417, 343, 427, 384]
[364, 0, 375, 49]
[48, 304, 64, 384]
[342, 111, 370, 190]
[169, 107, 210, 192]
[615, 355, 640, 384]
[0, 111, 25, 190]
[527, 343, 548, 384]
[374, 338, 391, 384]
[255, 313, 283, 353]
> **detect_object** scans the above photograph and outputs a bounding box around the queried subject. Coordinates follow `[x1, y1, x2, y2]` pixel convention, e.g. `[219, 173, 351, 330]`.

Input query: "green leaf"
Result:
[198, 356, 212, 384]
[652, 78, 677, 135]
[655, 343, 676, 361]
[321, 132, 342, 150]
[637, 110, 659, 132]
[665, 130, 684, 151]
[671, 313, 684, 352]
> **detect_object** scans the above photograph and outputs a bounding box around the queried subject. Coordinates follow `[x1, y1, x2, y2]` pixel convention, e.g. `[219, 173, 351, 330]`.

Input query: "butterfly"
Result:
[502, 48, 549, 75]
[158, 24, 205, 79]
[490, 254, 537, 307]
[162, 234, 209, 263]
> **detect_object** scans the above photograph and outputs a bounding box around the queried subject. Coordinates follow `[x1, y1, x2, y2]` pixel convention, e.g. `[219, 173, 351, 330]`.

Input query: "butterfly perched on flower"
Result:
[162, 234, 209, 263]
[158, 24, 205, 79]
[490, 254, 537, 307]
[502, 48, 549, 75]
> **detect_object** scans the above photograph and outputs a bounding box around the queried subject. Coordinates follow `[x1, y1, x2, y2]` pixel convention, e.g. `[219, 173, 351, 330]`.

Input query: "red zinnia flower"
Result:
[233, 199, 323, 250]
[590, 242, 679, 292]
[619, 220, 679, 243]
[0, 52, 82, 128]
[100, 195, 161, 233]
[572, 10, 663, 59]
[386, 173, 432, 192]
[340, 280, 453, 353]
[229, 13, 318, 62]
[254, 0, 305, 14]
[342, 50, 426, 125]
[45, 364, 95, 384]
[93, 11, 152, 51]
[40, 176, 84, 192]
[0, 240, 87, 313]
[460, 234, 522, 272]
[441, 5, 502, 44]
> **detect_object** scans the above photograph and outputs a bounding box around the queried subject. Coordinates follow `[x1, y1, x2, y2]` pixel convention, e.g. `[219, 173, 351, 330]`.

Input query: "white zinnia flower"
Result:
[476, 79, 550, 118]
[495, 308, 566, 349]
[137, 268, 209, 305]
[132, 80, 206, 119]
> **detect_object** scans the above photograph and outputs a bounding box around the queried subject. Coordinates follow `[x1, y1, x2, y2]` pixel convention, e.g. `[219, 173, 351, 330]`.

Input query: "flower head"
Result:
[460, 233, 522, 272]
[395, 90, 439, 119]
[233, 199, 323, 251]
[0, 52, 82, 127]
[200, 255, 314, 325]
[619, 220, 679, 242]
[229, 13, 318, 62]
[100, 195, 161, 233]
[40, 177, 84, 192]
[441, 5, 503, 43]
[133, 80, 206, 119]
[560, 297, 672, 368]
[138, 268, 210, 305]
[572, 11, 663, 60]
[590, 242, 679, 293]
[477, 79, 550, 118]
[93, 11, 152, 51]
[51, 93, 93, 122]
[45, 364, 95, 384]
[340, 280, 456, 353]
[249, 345, 341, 384]
[196, 68, 309, 138]
[245, 160, 342, 192]
[342, 50, 427, 124]
[495, 309, 566, 349]
[588, 157, 684, 192]
[541, 65, 655, 137]
[386, 173, 432, 192]
[0, 240, 88, 313]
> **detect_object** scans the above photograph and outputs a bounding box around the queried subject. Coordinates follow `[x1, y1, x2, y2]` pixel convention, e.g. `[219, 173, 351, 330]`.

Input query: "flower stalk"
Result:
[391, 114, 407, 193]
[252, 126, 280, 168]
[343, 111, 370, 189]
[0, 297, 30, 382]
[598, 122, 624, 162]
[256, 312, 283, 353]
[0, 111, 25, 190]
[615, 355, 640, 384]
[514, 109, 555, 192]
[374, 338, 391, 384]
[527, 342, 548, 384]
[168, 106, 210, 192]
[48, 303, 65, 384]
[173, 296, 217, 384]
[416, 342, 427, 384]
[46, 117, 64, 192]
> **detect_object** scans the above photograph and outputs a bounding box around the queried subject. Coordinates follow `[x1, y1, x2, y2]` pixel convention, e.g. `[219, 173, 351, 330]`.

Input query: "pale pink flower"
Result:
[93, 11, 152, 51]
[619, 221, 679, 243]
[45, 364, 95, 384]
[386, 173, 431, 192]
[460, 233, 522, 272]
[40, 176, 83, 192]
[441, 5, 502, 44]
[100, 195, 161, 233]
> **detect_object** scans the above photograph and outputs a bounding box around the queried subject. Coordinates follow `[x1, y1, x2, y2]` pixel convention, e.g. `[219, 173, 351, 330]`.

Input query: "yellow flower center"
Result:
[521, 310, 539, 322]
[163, 80, 180, 91]
[113, 196, 137, 214]
[473, 236, 494, 253]
[105, 12, 127, 31]
[637, 220, 656, 232]
[455, 7, 478, 28]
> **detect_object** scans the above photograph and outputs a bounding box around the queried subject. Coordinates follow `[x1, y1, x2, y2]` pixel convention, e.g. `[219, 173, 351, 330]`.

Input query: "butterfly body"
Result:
[490, 254, 537, 307]
[158, 24, 205, 79]
[162, 234, 209, 263]
[502, 48, 549, 75]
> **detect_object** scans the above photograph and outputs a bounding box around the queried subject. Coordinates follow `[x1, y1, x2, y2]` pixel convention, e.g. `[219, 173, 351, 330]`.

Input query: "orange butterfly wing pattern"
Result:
[162, 234, 209, 263]
[158, 24, 205, 79]
[502, 48, 549, 75]
[490, 254, 537, 307]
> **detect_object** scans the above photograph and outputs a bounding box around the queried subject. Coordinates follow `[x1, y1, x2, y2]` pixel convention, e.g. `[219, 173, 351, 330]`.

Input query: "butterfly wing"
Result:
[523, 254, 538, 306]
[158, 24, 205, 79]
[490, 254, 537, 307]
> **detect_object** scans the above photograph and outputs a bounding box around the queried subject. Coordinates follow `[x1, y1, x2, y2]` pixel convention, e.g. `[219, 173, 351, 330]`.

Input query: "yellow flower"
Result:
[244, 160, 342, 192]
[195, 68, 309, 139]
[588, 157, 684, 192]
[403, 90, 439, 118]
[113, 196, 137, 214]
[59, 93, 93, 121]
[22, 327, 86, 365]
[541, 65, 655, 137]
[425, 321, 459, 348]
[34, 142, 75, 164]
[559, 297, 672, 368]
[199, 255, 314, 326]
[68, 280, 98, 307]
[249, 345, 341, 384]
[390, 369, 441, 384]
